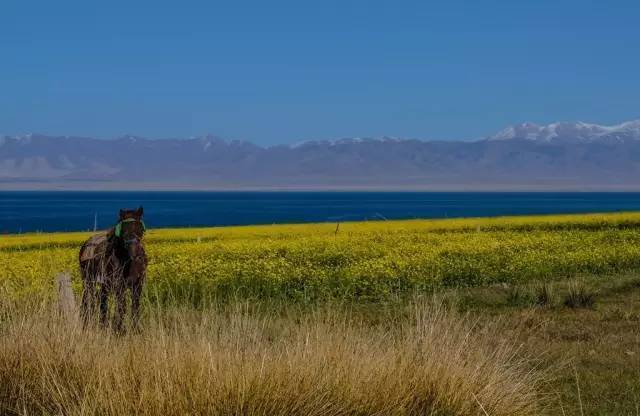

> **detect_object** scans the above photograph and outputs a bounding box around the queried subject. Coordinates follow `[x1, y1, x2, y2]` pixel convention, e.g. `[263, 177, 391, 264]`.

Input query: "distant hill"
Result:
[2, 120, 640, 190]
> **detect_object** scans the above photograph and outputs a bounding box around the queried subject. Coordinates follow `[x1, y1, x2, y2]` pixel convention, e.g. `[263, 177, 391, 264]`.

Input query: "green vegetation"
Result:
[2, 212, 640, 304]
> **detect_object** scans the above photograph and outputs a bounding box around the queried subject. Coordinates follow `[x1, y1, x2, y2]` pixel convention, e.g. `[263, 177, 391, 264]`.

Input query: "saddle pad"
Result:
[80, 233, 109, 262]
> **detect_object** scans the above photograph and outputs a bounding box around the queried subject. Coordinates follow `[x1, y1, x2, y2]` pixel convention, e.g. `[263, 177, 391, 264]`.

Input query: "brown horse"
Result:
[79, 206, 147, 331]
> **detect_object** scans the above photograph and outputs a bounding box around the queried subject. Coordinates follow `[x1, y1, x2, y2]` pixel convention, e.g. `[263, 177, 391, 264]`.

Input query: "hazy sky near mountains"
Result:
[1, 0, 638, 145]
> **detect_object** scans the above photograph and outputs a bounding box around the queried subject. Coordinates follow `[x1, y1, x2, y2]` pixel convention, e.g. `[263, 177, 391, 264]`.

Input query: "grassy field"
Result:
[452, 274, 640, 415]
[1, 212, 640, 415]
[3, 212, 640, 302]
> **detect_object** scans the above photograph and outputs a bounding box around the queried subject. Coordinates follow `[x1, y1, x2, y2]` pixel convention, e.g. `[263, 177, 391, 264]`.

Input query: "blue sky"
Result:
[1, 0, 638, 145]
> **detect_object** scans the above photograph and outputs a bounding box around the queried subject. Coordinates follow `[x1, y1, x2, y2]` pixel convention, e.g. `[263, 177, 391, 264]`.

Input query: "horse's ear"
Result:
[119, 209, 125, 219]
[137, 206, 144, 217]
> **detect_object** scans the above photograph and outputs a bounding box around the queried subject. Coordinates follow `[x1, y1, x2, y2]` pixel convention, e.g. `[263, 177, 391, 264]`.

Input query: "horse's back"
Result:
[79, 231, 116, 286]
[80, 232, 110, 263]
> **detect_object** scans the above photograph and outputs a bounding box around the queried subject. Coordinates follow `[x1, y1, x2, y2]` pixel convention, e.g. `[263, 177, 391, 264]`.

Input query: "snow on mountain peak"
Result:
[488, 120, 640, 142]
[289, 136, 405, 149]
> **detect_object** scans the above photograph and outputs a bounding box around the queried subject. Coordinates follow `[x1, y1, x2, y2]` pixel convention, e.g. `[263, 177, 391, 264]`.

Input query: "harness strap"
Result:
[114, 218, 146, 238]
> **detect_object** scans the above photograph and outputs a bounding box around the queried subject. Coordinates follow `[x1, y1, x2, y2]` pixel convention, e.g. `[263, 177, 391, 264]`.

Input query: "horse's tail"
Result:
[79, 242, 91, 282]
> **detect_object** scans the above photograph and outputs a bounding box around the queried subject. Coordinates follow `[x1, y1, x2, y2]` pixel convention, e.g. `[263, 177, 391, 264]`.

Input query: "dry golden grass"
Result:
[0, 299, 543, 416]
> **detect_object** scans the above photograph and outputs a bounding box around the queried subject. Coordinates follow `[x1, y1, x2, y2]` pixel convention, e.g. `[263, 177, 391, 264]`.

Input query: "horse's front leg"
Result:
[113, 281, 126, 334]
[131, 279, 143, 331]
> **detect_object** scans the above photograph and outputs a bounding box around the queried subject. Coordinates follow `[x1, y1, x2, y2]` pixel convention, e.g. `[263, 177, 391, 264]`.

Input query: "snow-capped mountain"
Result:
[488, 120, 640, 142]
[2, 120, 640, 190]
[288, 136, 407, 149]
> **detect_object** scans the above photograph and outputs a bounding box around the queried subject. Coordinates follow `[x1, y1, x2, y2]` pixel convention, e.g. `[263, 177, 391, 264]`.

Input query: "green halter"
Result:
[114, 218, 146, 238]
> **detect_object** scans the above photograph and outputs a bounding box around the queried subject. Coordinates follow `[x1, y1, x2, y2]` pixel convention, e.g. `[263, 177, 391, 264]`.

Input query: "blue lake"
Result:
[2, 191, 640, 233]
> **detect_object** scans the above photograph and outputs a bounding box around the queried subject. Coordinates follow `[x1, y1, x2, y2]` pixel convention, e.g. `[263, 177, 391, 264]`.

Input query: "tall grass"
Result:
[0, 299, 543, 416]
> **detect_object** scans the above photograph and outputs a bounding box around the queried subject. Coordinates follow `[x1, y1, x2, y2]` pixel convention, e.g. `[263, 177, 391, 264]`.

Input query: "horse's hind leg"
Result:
[99, 284, 109, 328]
[80, 262, 99, 327]
[80, 276, 95, 326]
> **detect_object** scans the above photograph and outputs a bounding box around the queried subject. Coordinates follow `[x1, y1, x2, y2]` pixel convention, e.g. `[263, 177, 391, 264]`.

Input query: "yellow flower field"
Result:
[2, 212, 640, 303]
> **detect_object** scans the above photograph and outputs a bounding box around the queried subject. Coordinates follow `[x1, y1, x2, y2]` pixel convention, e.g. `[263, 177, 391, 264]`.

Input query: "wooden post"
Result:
[56, 272, 78, 324]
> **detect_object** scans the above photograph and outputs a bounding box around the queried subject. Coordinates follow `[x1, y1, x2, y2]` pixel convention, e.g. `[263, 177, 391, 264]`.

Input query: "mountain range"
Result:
[2, 120, 640, 190]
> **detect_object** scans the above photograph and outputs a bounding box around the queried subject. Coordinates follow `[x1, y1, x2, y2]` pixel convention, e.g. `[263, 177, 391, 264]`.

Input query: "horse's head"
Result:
[115, 206, 146, 260]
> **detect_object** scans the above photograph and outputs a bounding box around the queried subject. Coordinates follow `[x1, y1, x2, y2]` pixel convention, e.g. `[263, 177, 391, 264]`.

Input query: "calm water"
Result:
[2, 191, 640, 233]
